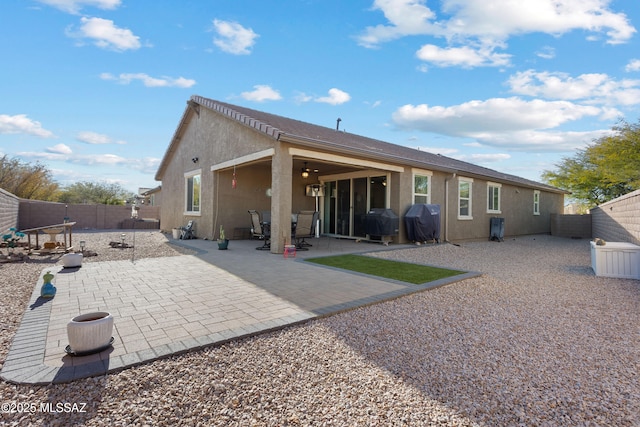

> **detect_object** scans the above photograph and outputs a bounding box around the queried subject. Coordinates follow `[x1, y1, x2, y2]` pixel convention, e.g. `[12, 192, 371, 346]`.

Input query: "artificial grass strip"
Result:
[305, 254, 464, 285]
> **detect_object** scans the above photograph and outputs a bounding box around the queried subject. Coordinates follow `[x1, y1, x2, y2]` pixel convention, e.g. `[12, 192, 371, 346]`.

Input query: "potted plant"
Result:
[1, 227, 26, 262]
[217, 225, 229, 250]
[2, 227, 25, 254]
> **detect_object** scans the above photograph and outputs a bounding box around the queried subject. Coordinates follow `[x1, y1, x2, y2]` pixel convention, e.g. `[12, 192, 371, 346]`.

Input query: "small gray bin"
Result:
[490, 217, 504, 242]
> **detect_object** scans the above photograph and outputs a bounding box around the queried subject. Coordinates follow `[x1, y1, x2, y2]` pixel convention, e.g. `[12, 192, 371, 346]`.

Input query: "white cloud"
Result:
[394, 97, 601, 132]
[76, 131, 126, 145]
[359, 0, 635, 46]
[100, 72, 196, 88]
[212, 19, 258, 55]
[507, 70, 640, 106]
[46, 143, 73, 155]
[416, 44, 511, 68]
[18, 150, 160, 174]
[459, 153, 511, 163]
[35, 0, 120, 14]
[392, 97, 610, 151]
[416, 146, 460, 155]
[625, 59, 640, 72]
[440, 0, 636, 45]
[0, 114, 55, 138]
[67, 17, 141, 51]
[536, 46, 556, 59]
[240, 85, 282, 102]
[293, 92, 313, 103]
[315, 88, 351, 105]
[357, 0, 636, 68]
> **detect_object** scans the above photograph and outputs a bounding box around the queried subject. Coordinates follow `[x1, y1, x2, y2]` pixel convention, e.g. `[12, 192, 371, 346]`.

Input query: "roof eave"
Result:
[279, 133, 458, 174]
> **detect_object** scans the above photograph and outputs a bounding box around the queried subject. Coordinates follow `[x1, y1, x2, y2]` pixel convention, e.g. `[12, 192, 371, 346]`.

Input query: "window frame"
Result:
[412, 169, 432, 204]
[458, 177, 473, 220]
[487, 182, 502, 214]
[533, 190, 540, 215]
[184, 169, 202, 215]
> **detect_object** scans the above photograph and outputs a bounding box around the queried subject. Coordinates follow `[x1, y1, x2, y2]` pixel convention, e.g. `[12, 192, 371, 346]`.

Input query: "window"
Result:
[487, 182, 501, 213]
[185, 170, 201, 214]
[533, 190, 540, 215]
[458, 177, 473, 219]
[413, 172, 431, 204]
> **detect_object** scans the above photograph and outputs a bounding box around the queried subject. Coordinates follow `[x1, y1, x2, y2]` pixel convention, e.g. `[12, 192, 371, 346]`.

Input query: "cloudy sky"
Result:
[1, 0, 639, 193]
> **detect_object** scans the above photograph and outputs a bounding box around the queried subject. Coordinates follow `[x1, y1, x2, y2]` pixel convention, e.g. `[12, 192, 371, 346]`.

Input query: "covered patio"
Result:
[211, 147, 405, 254]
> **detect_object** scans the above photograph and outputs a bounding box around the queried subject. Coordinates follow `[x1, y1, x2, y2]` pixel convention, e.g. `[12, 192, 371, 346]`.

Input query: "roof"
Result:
[156, 95, 566, 194]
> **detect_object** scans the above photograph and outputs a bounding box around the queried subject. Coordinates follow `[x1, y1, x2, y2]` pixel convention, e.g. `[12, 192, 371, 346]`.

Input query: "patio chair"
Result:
[180, 220, 195, 240]
[294, 211, 318, 250]
[248, 210, 270, 250]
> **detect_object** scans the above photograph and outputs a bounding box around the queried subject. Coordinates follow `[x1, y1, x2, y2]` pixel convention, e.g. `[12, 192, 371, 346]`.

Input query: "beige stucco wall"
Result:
[159, 107, 317, 245]
[159, 104, 565, 249]
[439, 176, 563, 242]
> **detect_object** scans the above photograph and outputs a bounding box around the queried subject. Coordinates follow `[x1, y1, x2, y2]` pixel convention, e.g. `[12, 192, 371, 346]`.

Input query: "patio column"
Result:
[270, 147, 293, 253]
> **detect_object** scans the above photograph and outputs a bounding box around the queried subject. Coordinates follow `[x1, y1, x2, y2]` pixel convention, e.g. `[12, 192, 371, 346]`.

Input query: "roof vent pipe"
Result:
[336, 118, 342, 131]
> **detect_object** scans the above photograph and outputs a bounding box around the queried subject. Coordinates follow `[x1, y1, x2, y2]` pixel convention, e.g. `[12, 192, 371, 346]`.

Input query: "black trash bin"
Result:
[364, 208, 399, 245]
[490, 217, 504, 242]
[404, 204, 441, 243]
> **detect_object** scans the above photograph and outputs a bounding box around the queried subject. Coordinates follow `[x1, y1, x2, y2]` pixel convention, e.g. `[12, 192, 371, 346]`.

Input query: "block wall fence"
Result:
[18, 199, 160, 230]
[550, 214, 592, 239]
[590, 189, 640, 245]
[0, 188, 20, 234]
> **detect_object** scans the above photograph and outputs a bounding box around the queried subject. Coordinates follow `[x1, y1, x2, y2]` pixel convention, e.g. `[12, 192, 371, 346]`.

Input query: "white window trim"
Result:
[533, 190, 540, 216]
[184, 169, 202, 216]
[487, 182, 502, 214]
[458, 177, 473, 220]
[412, 168, 432, 204]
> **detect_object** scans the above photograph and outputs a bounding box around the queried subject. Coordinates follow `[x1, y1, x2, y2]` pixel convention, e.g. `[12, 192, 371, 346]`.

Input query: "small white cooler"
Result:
[590, 241, 640, 279]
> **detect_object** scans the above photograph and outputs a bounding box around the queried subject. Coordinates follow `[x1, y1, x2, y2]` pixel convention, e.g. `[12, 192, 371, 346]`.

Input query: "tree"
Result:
[0, 155, 60, 200]
[542, 120, 640, 207]
[57, 182, 135, 205]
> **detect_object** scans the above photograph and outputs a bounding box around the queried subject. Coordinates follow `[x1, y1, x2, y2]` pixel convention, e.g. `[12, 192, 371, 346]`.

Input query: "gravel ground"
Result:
[1, 231, 639, 426]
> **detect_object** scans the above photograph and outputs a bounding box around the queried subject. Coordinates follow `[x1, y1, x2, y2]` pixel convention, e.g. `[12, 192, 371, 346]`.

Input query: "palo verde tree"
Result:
[542, 119, 640, 208]
[57, 181, 135, 205]
[0, 155, 60, 200]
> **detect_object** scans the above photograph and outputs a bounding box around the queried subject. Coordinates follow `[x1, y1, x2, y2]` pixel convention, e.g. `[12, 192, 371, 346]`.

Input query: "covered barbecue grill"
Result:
[404, 204, 441, 243]
[364, 208, 399, 245]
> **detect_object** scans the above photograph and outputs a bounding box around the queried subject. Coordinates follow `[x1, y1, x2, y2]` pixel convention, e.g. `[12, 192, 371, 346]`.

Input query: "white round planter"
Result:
[61, 253, 83, 268]
[66, 311, 114, 355]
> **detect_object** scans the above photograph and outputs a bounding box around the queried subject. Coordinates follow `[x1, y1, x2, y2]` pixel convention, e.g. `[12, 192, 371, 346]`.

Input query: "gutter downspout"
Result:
[444, 173, 456, 243]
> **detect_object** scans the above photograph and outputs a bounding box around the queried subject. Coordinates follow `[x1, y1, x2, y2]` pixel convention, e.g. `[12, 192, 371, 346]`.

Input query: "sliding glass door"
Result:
[323, 174, 387, 238]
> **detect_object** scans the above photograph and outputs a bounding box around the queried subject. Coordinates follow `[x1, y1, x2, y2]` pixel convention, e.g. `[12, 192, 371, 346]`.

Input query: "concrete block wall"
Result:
[591, 189, 640, 245]
[0, 188, 20, 234]
[550, 213, 592, 238]
[18, 200, 160, 230]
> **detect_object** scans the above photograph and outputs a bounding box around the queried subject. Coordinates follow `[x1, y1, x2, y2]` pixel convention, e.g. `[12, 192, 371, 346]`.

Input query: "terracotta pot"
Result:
[67, 312, 114, 354]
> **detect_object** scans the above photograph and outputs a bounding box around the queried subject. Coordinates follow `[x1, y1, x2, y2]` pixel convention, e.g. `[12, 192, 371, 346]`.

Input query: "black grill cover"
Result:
[364, 208, 399, 236]
[404, 204, 441, 242]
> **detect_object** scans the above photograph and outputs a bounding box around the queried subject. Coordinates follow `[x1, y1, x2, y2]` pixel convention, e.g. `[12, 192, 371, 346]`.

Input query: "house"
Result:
[155, 95, 566, 253]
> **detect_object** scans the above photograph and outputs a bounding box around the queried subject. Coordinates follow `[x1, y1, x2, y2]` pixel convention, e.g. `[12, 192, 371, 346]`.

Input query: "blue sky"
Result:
[1, 0, 639, 194]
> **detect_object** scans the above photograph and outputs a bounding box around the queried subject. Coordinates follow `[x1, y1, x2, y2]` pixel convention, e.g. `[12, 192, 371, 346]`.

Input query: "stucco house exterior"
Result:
[155, 95, 566, 253]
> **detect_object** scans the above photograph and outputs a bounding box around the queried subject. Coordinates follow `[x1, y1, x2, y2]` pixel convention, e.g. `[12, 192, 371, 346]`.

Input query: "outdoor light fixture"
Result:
[301, 161, 310, 179]
[192, 157, 199, 163]
[120, 234, 126, 249]
[79, 240, 86, 253]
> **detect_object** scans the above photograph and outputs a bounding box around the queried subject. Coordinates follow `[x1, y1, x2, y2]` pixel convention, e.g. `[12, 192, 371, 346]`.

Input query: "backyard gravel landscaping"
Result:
[1, 231, 639, 426]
